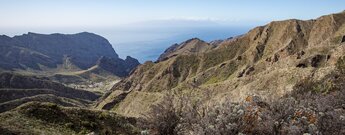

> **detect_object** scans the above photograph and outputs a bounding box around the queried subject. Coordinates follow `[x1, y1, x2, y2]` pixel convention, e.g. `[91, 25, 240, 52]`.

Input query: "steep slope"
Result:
[0, 32, 117, 70]
[157, 38, 213, 62]
[97, 11, 345, 117]
[0, 32, 140, 86]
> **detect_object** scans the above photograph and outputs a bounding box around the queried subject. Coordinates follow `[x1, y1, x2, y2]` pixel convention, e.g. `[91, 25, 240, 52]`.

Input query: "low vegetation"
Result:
[142, 72, 345, 135]
[0, 102, 140, 135]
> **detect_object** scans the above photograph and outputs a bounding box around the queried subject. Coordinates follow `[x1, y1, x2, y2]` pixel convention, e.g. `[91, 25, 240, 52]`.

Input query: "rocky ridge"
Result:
[97, 11, 345, 117]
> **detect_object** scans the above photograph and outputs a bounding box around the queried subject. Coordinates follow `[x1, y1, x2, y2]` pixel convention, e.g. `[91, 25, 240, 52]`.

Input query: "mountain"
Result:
[97, 11, 345, 118]
[0, 32, 138, 74]
[0, 32, 141, 114]
[157, 38, 214, 62]
[0, 32, 139, 86]
[0, 31, 142, 131]
[0, 32, 116, 70]
[1, 11, 345, 135]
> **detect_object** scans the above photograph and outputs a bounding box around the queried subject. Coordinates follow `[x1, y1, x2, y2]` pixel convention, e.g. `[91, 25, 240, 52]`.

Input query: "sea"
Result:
[2, 25, 253, 63]
[105, 26, 251, 63]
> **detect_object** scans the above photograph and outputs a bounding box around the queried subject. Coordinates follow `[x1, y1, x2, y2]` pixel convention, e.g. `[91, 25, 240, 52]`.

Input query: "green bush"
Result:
[336, 56, 345, 74]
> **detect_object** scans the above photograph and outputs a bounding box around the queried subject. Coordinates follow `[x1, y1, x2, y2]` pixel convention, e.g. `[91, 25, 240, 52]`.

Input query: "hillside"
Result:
[0, 102, 139, 135]
[0, 32, 117, 70]
[0, 72, 100, 112]
[97, 11, 345, 118]
[157, 38, 214, 62]
[0, 32, 140, 88]
[50, 56, 139, 91]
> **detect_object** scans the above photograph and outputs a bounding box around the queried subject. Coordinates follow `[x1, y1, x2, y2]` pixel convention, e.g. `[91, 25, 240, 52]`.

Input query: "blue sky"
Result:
[0, 0, 344, 62]
[0, 0, 344, 29]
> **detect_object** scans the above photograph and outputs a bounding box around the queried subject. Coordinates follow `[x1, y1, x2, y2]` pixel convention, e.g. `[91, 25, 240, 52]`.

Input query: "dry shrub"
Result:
[143, 72, 345, 135]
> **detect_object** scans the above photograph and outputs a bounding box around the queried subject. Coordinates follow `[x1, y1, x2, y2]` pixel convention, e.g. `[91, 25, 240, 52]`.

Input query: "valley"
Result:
[0, 32, 141, 134]
[1, 11, 345, 135]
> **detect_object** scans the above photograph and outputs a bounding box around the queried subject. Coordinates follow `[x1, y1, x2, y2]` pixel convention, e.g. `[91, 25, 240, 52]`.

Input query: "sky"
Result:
[0, 0, 344, 29]
[0, 0, 344, 62]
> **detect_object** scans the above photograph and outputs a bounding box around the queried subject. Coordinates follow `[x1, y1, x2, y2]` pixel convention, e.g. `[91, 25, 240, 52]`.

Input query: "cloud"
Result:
[119, 17, 233, 29]
[158, 16, 225, 22]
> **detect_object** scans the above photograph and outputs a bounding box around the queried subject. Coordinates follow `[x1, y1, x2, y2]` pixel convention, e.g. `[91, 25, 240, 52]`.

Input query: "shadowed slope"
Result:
[0, 102, 139, 135]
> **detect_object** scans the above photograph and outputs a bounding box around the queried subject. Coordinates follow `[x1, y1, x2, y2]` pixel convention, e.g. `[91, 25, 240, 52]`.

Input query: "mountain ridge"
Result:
[1, 32, 118, 70]
[157, 38, 214, 62]
[0, 32, 140, 87]
[97, 11, 345, 117]
[0, 11, 345, 135]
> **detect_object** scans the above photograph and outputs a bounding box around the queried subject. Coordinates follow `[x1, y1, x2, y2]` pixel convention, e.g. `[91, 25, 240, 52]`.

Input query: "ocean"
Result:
[2, 25, 253, 63]
[108, 26, 251, 63]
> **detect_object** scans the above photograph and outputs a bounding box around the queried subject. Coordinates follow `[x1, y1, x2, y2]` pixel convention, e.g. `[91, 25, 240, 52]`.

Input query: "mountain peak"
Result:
[1, 32, 121, 70]
[27, 32, 40, 35]
[77, 31, 94, 34]
[0, 35, 11, 40]
[75, 32, 99, 36]
[182, 37, 204, 44]
[157, 37, 211, 62]
[125, 56, 138, 61]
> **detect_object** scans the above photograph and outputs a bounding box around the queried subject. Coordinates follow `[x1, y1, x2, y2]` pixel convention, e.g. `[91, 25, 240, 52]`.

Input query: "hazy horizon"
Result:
[1, 0, 344, 62]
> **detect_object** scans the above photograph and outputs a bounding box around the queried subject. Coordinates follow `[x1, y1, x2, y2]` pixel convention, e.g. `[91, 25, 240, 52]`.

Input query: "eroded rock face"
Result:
[98, 11, 345, 117]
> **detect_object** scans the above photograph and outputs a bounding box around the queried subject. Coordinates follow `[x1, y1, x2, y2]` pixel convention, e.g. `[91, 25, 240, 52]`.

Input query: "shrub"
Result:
[336, 56, 345, 74]
[144, 74, 345, 135]
[143, 92, 180, 135]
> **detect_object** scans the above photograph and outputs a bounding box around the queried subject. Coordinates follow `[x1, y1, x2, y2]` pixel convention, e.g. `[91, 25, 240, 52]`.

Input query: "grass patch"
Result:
[0, 102, 140, 135]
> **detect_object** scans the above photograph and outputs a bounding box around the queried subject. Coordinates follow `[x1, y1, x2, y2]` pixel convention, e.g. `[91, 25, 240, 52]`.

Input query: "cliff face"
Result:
[96, 56, 140, 77]
[0, 32, 118, 70]
[97, 11, 345, 117]
[0, 32, 140, 84]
